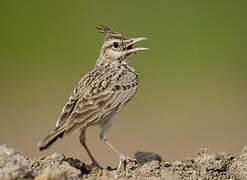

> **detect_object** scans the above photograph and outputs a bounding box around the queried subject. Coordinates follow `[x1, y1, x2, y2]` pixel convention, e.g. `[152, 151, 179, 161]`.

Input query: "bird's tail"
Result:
[37, 127, 65, 151]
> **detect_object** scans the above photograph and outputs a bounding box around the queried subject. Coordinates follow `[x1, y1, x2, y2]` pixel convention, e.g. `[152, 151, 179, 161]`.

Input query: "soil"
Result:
[0, 144, 246, 180]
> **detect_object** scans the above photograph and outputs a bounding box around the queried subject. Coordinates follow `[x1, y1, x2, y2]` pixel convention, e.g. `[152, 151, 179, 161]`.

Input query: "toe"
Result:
[117, 155, 136, 171]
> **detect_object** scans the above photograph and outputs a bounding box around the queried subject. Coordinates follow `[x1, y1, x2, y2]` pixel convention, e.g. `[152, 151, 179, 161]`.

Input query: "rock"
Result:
[31, 153, 84, 180]
[228, 145, 247, 180]
[135, 152, 162, 164]
[159, 173, 182, 180]
[194, 148, 227, 171]
[137, 160, 161, 176]
[0, 145, 33, 180]
[242, 144, 247, 153]
[35, 165, 81, 180]
[1, 144, 247, 179]
[193, 148, 234, 179]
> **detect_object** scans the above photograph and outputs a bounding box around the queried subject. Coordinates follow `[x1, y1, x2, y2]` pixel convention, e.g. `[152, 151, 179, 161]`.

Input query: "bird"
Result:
[37, 26, 148, 170]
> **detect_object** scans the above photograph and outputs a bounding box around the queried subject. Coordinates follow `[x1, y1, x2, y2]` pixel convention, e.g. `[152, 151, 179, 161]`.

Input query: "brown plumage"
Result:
[38, 26, 148, 170]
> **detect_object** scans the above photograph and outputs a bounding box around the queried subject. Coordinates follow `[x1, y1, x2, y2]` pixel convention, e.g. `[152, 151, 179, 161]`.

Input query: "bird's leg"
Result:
[79, 129, 100, 167]
[99, 113, 136, 171]
[100, 135, 135, 171]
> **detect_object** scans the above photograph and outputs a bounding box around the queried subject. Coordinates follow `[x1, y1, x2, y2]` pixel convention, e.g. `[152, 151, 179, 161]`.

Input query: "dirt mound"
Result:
[0, 144, 246, 179]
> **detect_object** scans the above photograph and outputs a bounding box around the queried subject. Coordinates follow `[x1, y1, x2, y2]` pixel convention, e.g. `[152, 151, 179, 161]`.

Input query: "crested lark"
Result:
[38, 26, 148, 170]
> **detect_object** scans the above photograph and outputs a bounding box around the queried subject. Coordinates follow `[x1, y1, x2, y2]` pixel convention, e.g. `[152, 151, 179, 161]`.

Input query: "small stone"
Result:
[35, 162, 81, 180]
[242, 144, 247, 153]
[135, 152, 162, 164]
[0, 145, 34, 180]
[161, 161, 172, 167]
[173, 160, 183, 166]
[228, 148, 247, 180]
[194, 148, 227, 171]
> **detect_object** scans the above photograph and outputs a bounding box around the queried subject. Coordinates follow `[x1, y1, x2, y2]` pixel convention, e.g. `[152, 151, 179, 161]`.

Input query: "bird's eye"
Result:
[113, 42, 119, 48]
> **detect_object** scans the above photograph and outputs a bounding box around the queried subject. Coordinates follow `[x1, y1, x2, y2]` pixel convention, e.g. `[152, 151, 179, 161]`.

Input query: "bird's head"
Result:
[97, 26, 148, 64]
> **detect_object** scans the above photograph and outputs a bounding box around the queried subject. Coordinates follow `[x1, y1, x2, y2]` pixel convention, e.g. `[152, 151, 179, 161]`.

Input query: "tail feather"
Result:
[38, 128, 65, 151]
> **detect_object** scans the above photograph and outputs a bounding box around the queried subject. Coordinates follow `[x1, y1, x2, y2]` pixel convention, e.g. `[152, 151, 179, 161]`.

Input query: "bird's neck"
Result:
[95, 58, 128, 69]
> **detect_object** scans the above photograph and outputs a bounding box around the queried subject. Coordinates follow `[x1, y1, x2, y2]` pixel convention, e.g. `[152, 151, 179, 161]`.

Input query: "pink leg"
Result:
[100, 134, 135, 171]
[99, 115, 135, 171]
[79, 129, 99, 167]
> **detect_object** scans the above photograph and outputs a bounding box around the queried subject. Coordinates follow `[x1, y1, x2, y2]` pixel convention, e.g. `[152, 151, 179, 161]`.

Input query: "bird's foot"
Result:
[117, 154, 136, 171]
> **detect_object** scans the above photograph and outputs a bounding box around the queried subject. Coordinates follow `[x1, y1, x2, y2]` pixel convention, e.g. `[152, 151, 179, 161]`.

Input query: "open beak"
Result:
[124, 37, 149, 56]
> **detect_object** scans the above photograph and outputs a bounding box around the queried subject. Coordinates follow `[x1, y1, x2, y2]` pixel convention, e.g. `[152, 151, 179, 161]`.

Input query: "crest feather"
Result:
[97, 25, 129, 40]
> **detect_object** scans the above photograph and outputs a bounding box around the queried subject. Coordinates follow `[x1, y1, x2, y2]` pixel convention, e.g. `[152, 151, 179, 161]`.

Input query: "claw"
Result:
[117, 154, 136, 171]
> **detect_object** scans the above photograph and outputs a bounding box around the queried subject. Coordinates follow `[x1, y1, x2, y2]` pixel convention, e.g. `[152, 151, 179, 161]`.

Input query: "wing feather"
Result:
[55, 64, 138, 135]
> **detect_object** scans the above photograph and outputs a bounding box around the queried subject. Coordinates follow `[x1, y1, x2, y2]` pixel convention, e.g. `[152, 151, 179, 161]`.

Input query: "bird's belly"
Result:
[107, 111, 120, 124]
[98, 111, 120, 127]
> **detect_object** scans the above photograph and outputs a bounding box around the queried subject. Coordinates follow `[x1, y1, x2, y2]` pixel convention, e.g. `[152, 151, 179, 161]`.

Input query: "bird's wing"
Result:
[55, 96, 79, 129]
[54, 71, 91, 129]
[56, 65, 138, 135]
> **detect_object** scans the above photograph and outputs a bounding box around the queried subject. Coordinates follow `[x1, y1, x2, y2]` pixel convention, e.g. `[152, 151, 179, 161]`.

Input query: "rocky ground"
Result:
[0, 145, 246, 180]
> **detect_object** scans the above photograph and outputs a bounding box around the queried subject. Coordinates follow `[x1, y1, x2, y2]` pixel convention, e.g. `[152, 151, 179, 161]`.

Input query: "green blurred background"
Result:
[0, 0, 246, 167]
